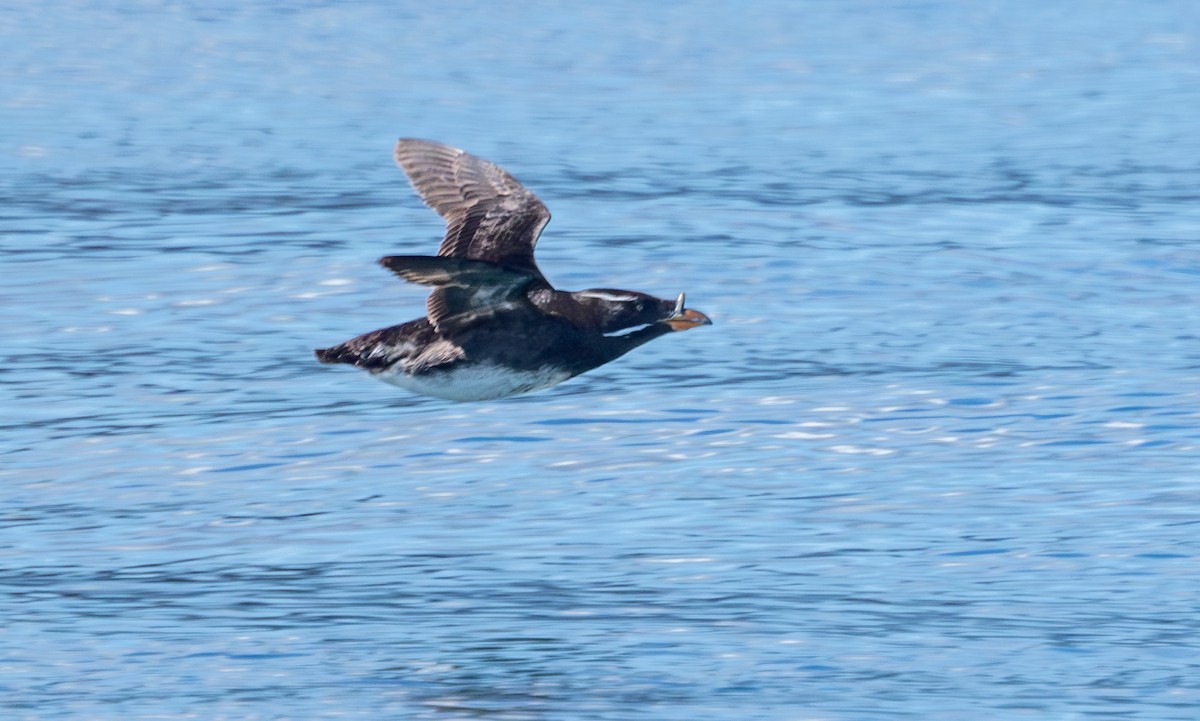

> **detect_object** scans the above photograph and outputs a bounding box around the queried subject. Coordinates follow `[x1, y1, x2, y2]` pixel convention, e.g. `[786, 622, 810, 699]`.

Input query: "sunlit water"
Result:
[4, 2, 1200, 719]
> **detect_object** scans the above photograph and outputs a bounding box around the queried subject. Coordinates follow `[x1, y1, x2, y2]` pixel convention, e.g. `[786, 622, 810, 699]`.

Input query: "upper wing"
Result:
[393, 139, 551, 278]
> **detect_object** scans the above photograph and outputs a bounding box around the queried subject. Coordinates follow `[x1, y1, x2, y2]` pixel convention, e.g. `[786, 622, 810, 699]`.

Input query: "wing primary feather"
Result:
[378, 254, 540, 333]
[379, 255, 536, 288]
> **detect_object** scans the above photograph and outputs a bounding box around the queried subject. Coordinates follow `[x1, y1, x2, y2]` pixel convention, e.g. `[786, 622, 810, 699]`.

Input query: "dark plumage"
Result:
[314, 139, 711, 401]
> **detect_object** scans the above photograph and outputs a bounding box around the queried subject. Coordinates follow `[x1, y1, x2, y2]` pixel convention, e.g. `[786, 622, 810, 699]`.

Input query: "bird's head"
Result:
[572, 289, 712, 335]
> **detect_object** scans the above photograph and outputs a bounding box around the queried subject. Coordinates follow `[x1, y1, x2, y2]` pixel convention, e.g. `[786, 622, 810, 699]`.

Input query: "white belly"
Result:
[374, 362, 573, 402]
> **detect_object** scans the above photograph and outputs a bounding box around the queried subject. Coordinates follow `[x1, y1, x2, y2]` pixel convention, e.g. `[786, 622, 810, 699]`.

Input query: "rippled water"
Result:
[4, 2, 1200, 719]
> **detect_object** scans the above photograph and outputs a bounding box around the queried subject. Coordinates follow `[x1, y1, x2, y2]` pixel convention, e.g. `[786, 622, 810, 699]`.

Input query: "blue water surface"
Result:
[4, 2, 1200, 719]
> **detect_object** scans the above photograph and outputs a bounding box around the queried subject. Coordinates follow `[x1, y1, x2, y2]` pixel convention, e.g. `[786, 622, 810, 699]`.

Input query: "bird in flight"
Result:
[315, 139, 711, 401]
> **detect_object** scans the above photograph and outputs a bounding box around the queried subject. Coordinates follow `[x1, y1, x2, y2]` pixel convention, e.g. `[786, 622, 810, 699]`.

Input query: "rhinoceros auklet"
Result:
[314, 139, 711, 401]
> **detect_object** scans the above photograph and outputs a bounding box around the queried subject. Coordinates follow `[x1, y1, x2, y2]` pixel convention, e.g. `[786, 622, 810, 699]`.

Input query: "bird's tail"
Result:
[314, 346, 353, 365]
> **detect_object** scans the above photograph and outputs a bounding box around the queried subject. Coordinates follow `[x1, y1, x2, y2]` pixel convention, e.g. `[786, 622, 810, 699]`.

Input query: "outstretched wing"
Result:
[393, 139, 551, 278]
[379, 255, 539, 334]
